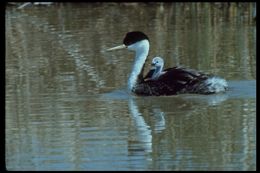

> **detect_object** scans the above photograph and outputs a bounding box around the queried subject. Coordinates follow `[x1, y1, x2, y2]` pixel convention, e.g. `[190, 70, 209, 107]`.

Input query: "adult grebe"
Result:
[106, 31, 228, 96]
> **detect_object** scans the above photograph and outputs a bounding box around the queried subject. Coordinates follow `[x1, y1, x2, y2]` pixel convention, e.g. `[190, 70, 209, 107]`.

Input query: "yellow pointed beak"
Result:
[106, 44, 127, 51]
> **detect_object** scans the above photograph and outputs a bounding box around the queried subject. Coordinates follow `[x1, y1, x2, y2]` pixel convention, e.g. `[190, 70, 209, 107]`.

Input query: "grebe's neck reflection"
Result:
[128, 98, 152, 153]
[128, 97, 166, 155]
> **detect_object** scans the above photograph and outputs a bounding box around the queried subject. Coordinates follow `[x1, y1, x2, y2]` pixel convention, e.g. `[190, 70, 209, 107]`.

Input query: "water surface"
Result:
[6, 3, 256, 171]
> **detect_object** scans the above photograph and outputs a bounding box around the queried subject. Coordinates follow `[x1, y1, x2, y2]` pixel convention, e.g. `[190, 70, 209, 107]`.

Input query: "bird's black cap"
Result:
[123, 31, 149, 46]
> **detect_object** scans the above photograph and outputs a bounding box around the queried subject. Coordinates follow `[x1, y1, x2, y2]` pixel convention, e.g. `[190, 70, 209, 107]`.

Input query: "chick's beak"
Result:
[151, 62, 156, 66]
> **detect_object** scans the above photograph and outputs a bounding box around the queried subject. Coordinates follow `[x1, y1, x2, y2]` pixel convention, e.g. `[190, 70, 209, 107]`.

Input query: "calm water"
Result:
[6, 3, 256, 171]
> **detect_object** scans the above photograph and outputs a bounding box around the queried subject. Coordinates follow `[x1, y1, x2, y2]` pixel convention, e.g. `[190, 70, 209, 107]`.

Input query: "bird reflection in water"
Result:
[151, 108, 166, 133]
[127, 98, 166, 159]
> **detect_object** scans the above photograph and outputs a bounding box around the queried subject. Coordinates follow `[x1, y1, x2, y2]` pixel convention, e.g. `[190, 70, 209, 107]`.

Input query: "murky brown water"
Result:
[6, 3, 256, 171]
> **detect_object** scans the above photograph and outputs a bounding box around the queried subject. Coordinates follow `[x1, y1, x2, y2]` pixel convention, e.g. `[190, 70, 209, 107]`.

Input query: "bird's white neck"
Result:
[127, 40, 150, 92]
[152, 65, 164, 80]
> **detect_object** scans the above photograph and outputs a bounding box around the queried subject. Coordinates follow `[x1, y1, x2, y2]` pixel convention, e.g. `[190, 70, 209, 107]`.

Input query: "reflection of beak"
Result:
[106, 44, 126, 51]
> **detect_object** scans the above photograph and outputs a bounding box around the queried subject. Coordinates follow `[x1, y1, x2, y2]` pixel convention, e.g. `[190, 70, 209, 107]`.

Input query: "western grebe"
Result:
[144, 57, 165, 81]
[106, 31, 228, 96]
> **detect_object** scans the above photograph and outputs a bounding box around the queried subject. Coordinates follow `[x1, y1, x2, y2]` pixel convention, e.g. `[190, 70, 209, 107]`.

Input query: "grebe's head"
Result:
[106, 31, 149, 52]
[151, 57, 164, 68]
[123, 31, 149, 51]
